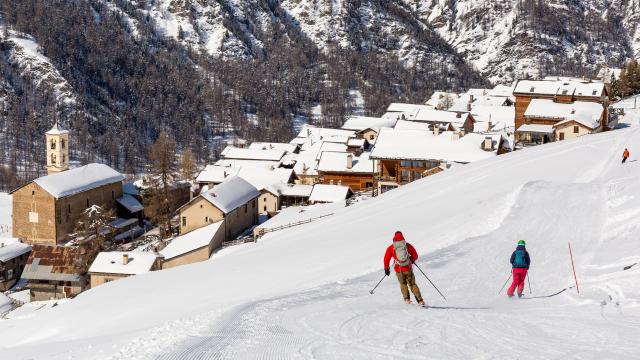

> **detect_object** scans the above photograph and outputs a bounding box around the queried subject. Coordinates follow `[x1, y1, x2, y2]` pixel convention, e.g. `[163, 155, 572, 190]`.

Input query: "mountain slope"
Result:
[1, 118, 639, 358]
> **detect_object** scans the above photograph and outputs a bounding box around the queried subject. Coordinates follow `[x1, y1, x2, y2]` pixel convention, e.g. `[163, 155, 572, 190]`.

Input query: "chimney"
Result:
[223, 171, 227, 178]
[456, 113, 462, 118]
[122, 254, 129, 265]
[433, 125, 440, 136]
[487, 121, 492, 130]
[466, 103, 472, 111]
[0, 242, 4, 248]
[469, 94, 474, 103]
[346, 154, 353, 169]
[483, 137, 493, 151]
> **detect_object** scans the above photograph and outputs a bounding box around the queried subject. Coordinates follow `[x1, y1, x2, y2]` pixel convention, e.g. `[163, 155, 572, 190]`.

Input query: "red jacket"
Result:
[384, 242, 419, 273]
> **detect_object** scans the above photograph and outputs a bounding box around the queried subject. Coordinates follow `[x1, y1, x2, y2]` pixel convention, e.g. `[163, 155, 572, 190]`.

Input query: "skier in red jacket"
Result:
[384, 231, 424, 305]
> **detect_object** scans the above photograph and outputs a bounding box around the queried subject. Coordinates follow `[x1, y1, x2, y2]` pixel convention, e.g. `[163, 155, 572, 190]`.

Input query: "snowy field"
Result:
[2, 124, 640, 358]
[0, 192, 12, 237]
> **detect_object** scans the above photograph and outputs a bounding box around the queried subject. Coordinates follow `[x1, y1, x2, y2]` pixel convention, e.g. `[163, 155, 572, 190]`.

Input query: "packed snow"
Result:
[2, 122, 640, 358]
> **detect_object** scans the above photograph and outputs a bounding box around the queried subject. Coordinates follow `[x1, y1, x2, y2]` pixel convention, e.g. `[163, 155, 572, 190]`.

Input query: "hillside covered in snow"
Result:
[1, 113, 640, 358]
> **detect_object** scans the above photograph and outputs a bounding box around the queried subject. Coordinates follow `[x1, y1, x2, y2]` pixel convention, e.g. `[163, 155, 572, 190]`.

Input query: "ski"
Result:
[422, 305, 490, 310]
[519, 287, 571, 300]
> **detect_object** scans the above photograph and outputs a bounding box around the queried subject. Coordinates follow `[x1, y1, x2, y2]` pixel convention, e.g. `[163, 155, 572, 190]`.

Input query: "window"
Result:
[559, 133, 565, 141]
[400, 160, 410, 167]
[573, 126, 579, 134]
[68, 204, 71, 214]
[252, 200, 256, 208]
[245, 204, 248, 213]
[86, 199, 89, 208]
[413, 171, 423, 180]
[205, 216, 209, 223]
[111, 191, 115, 200]
[182, 217, 186, 227]
[7, 269, 13, 279]
[369, 135, 375, 140]
[401, 170, 410, 183]
[264, 206, 267, 212]
[32, 191, 35, 196]
[412, 161, 424, 168]
[62, 154, 66, 163]
[51, 153, 56, 165]
[61, 139, 65, 149]
[50, 140, 56, 150]
[200, 204, 203, 208]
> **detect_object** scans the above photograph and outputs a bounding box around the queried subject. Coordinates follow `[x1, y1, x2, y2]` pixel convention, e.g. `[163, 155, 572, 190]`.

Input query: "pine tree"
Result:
[145, 130, 179, 238]
[180, 148, 196, 181]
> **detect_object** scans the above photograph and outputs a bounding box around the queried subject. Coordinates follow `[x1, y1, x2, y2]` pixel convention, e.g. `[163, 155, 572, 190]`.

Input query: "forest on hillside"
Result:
[0, 0, 486, 190]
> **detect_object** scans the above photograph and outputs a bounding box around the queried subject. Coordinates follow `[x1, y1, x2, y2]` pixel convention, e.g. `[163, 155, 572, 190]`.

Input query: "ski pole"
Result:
[498, 272, 512, 295]
[369, 274, 387, 295]
[568, 242, 580, 294]
[413, 262, 447, 301]
[527, 273, 532, 294]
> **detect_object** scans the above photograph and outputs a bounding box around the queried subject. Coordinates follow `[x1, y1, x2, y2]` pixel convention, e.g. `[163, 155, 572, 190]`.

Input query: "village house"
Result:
[383, 103, 434, 120]
[160, 221, 225, 268]
[513, 79, 608, 142]
[235, 167, 295, 214]
[308, 184, 353, 204]
[195, 165, 240, 191]
[178, 176, 260, 241]
[518, 99, 605, 144]
[88, 251, 162, 288]
[278, 184, 313, 207]
[341, 116, 398, 143]
[317, 152, 376, 192]
[12, 163, 125, 245]
[21, 244, 99, 300]
[405, 109, 476, 134]
[0, 238, 32, 291]
[370, 128, 499, 193]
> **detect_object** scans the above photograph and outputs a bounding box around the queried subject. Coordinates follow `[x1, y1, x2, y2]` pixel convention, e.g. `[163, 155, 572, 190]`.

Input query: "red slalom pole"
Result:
[568, 242, 580, 294]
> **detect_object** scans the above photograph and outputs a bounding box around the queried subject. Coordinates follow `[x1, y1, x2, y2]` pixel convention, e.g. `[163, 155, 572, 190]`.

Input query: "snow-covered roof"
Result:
[487, 84, 515, 98]
[256, 202, 342, 233]
[279, 184, 313, 197]
[316, 142, 348, 159]
[425, 92, 460, 108]
[317, 152, 376, 174]
[33, 163, 124, 199]
[309, 184, 351, 203]
[160, 221, 223, 260]
[468, 106, 515, 132]
[214, 159, 281, 169]
[0, 239, 31, 263]
[236, 167, 293, 194]
[410, 109, 471, 124]
[110, 217, 138, 229]
[394, 120, 431, 131]
[386, 103, 433, 113]
[370, 129, 496, 163]
[524, 99, 603, 129]
[89, 251, 160, 275]
[341, 116, 397, 131]
[116, 195, 144, 213]
[516, 124, 555, 134]
[296, 125, 355, 142]
[347, 138, 366, 147]
[201, 176, 260, 214]
[248, 142, 299, 154]
[46, 121, 69, 135]
[514, 80, 605, 98]
[221, 146, 286, 162]
[123, 182, 139, 196]
[195, 165, 240, 184]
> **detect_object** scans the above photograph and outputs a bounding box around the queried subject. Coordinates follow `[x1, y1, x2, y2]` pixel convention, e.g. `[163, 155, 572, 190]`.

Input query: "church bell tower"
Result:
[46, 121, 70, 175]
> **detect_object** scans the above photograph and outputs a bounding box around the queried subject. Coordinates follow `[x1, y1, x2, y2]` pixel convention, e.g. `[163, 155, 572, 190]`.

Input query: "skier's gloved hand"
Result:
[384, 268, 390, 276]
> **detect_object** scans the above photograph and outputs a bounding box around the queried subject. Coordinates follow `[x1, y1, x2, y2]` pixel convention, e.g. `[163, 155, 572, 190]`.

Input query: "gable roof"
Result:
[116, 194, 144, 213]
[0, 239, 31, 263]
[524, 99, 603, 129]
[248, 142, 299, 154]
[514, 80, 605, 98]
[309, 184, 351, 203]
[370, 129, 496, 163]
[200, 176, 260, 214]
[89, 251, 160, 275]
[32, 163, 123, 199]
[317, 152, 376, 174]
[46, 121, 69, 135]
[22, 244, 98, 282]
[221, 146, 286, 162]
[160, 221, 223, 260]
[195, 165, 240, 184]
[341, 116, 397, 131]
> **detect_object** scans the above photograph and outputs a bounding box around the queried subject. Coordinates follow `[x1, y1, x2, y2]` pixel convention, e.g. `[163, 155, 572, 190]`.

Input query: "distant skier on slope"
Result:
[507, 240, 531, 298]
[384, 231, 425, 305]
[623, 148, 630, 163]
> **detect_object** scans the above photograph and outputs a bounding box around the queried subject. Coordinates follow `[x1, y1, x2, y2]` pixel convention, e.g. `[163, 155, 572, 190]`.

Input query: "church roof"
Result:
[46, 121, 69, 135]
[34, 163, 124, 199]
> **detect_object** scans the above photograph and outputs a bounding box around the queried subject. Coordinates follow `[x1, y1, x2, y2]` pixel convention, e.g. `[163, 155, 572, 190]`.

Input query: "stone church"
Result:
[11, 122, 126, 245]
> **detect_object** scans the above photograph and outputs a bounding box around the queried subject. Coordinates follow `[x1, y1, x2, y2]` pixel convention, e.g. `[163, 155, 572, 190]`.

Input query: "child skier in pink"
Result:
[507, 240, 531, 298]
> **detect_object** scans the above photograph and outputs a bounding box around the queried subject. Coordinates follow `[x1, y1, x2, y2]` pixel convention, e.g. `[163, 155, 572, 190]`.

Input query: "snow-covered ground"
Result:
[2, 122, 640, 358]
[0, 192, 11, 237]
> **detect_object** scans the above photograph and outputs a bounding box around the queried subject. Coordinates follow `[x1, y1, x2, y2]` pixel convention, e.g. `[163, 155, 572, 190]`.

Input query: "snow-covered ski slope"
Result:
[3, 125, 640, 359]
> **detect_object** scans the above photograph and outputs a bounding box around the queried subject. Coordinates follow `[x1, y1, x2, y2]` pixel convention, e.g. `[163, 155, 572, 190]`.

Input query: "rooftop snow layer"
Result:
[309, 184, 350, 203]
[221, 147, 286, 161]
[341, 116, 397, 131]
[160, 221, 223, 260]
[0, 239, 31, 262]
[248, 142, 299, 154]
[33, 163, 124, 199]
[524, 99, 603, 129]
[516, 124, 555, 133]
[317, 152, 376, 173]
[514, 80, 605, 98]
[370, 129, 495, 163]
[116, 195, 144, 213]
[45, 122, 69, 135]
[279, 184, 313, 197]
[195, 165, 240, 184]
[411, 109, 471, 124]
[201, 176, 260, 214]
[88, 251, 160, 275]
